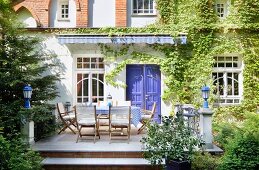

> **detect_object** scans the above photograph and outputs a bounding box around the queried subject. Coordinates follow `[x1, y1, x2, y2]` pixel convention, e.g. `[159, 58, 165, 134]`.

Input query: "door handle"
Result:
[145, 95, 149, 100]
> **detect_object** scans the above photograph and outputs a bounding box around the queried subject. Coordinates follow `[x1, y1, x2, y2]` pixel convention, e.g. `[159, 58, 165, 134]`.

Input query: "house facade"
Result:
[12, 0, 245, 122]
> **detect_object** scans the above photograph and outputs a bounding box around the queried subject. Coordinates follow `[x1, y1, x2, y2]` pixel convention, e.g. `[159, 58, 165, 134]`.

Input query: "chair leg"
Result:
[76, 126, 82, 143]
[137, 124, 146, 134]
[109, 125, 112, 144]
[127, 126, 130, 144]
[67, 124, 76, 134]
[58, 125, 68, 134]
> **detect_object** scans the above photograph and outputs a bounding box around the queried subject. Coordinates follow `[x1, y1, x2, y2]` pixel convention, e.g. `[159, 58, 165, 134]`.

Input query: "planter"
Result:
[165, 160, 191, 170]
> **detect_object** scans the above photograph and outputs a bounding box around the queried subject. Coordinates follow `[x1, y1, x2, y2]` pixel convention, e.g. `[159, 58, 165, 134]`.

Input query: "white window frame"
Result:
[212, 54, 243, 106]
[58, 0, 70, 21]
[132, 0, 156, 15]
[215, 0, 230, 19]
[73, 54, 105, 105]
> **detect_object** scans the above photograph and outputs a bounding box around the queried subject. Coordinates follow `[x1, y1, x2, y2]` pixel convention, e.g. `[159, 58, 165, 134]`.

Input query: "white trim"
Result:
[58, 0, 70, 21]
[73, 54, 105, 105]
[212, 54, 243, 105]
[215, 0, 230, 19]
[131, 0, 157, 15]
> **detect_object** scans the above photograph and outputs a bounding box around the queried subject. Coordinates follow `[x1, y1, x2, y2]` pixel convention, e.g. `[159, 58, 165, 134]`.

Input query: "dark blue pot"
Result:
[165, 160, 191, 170]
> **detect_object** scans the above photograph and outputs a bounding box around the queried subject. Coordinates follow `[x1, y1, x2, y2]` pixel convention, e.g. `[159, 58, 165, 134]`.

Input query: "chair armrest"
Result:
[67, 109, 75, 113]
[141, 109, 152, 115]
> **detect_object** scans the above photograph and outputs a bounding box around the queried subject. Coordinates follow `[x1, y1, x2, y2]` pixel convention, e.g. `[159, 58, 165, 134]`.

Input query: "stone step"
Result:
[42, 158, 161, 170]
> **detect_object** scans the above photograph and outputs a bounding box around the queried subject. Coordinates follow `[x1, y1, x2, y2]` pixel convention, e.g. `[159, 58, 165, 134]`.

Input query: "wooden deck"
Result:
[32, 125, 162, 170]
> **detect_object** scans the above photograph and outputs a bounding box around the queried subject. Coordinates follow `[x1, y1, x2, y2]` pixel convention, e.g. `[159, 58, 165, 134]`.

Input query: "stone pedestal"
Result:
[198, 108, 213, 149]
[22, 120, 35, 145]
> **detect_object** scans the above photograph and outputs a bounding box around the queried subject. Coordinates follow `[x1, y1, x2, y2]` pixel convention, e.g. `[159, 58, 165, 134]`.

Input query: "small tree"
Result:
[0, 0, 60, 140]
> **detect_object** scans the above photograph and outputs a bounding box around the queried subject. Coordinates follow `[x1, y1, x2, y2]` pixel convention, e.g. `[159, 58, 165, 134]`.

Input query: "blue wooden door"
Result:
[126, 65, 161, 123]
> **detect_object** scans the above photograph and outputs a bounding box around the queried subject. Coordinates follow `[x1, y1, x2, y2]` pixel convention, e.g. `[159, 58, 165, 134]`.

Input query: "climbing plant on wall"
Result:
[53, 0, 259, 112]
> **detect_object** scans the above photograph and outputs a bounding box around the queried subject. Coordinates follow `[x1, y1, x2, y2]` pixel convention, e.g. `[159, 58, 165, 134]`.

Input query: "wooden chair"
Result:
[56, 102, 76, 134]
[109, 106, 131, 143]
[74, 104, 100, 143]
[97, 101, 110, 131]
[138, 102, 157, 134]
[116, 100, 131, 106]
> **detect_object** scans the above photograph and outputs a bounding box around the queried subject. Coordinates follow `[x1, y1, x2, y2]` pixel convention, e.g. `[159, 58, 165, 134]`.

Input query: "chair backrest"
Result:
[109, 106, 131, 123]
[57, 102, 66, 113]
[116, 100, 131, 106]
[150, 102, 157, 119]
[142, 102, 157, 119]
[74, 104, 97, 123]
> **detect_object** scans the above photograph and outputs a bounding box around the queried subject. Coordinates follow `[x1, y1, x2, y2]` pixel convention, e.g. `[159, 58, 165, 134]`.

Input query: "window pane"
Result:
[234, 99, 239, 103]
[227, 78, 233, 95]
[150, 0, 154, 9]
[83, 74, 88, 97]
[219, 77, 224, 95]
[83, 63, 90, 68]
[83, 58, 90, 62]
[226, 63, 232, 67]
[77, 98, 82, 103]
[77, 74, 83, 96]
[218, 62, 224, 67]
[233, 57, 238, 61]
[234, 73, 239, 95]
[227, 99, 233, 103]
[138, 0, 143, 9]
[133, 0, 137, 10]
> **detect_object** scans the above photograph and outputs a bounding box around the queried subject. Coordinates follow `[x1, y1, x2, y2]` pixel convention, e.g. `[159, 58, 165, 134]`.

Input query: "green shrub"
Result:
[191, 152, 222, 170]
[214, 122, 237, 149]
[220, 133, 259, 170]
[220, 113, 259, 170]
[0, 135, 43, 170]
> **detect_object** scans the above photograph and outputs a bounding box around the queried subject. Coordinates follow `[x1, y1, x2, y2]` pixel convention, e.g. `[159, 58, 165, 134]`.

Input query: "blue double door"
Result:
[126, 65, 161, 123]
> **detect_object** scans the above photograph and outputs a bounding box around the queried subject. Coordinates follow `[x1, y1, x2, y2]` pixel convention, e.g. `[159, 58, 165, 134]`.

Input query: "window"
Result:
[75, 56, 105, 104]
[215, 0, 229, 18]
[59, 0, 69, 20]
[212, 55, 243, 105]
[132, 0, 156, 15]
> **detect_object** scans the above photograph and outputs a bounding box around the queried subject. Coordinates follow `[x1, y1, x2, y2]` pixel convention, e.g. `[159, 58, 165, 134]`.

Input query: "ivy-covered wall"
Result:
[54, 0, 259, 112]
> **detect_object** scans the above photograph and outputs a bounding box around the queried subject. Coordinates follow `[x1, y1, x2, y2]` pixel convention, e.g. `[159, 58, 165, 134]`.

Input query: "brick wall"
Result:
[13, 0, 49, 27]
[76, 0, 88, 27]
[13, 0, 88, 28]
[115, 0, 127, 27]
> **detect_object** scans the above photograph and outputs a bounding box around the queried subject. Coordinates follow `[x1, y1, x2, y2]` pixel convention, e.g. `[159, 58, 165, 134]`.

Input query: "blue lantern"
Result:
[201, 85, 210, 108]
[23, 85, 32, 109]
[107, 93, 112, 106]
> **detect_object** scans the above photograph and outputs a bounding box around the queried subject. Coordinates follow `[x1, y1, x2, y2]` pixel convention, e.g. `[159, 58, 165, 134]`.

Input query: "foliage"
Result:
[43, 0, 259, 111]
[191, 152, 222, 170]
[141, 112, 202, 165]
[213, 111, 259, 170]
[220, 132, 259, 170]
[0, 135, 43, 170]
[0, 0, 60, 140]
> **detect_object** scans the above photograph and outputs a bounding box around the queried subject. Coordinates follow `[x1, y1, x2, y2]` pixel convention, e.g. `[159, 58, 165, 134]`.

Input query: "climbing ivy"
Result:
[51, 0, 259, 112]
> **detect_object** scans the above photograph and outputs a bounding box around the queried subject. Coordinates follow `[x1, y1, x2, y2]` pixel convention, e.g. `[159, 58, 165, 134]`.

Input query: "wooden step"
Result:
[42, 158, 162, 170]
[40, 151, 143, 158]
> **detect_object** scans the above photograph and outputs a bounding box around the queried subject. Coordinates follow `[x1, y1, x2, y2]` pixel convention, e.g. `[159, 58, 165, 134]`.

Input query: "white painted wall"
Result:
[49, 0, 76, 28]
[130, 17, 157, 27]
[16, 8, 37, 28]
[88, 0, 115, 27]
[41, 34, 74, 105]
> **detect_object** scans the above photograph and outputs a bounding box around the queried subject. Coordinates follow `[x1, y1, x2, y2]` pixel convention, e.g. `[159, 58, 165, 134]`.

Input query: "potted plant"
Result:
[141, 111, 203, 170]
